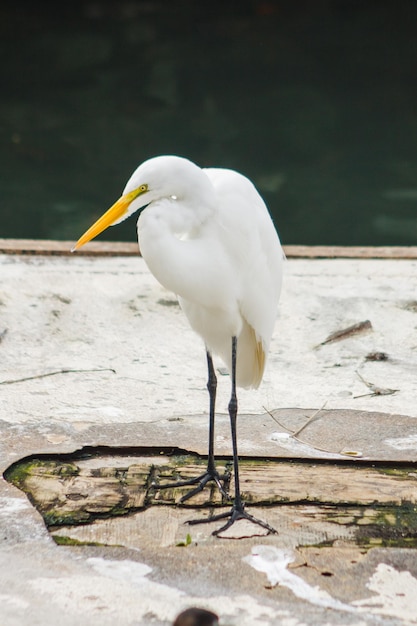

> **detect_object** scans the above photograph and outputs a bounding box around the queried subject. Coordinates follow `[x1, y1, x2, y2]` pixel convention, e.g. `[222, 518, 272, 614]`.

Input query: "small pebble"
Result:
[173, 607, 219, 626]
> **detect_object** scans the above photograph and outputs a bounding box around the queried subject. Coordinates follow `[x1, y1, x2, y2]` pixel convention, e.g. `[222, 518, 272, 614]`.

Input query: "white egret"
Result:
[73, 155, 283, 535]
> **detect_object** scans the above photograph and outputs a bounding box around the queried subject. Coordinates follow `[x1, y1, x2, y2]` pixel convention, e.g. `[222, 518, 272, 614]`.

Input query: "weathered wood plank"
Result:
[6, 455, 417, 528]
[2, 238, 417, 258]
[50, 501, 417, 550]
[0, 238, 139, 256]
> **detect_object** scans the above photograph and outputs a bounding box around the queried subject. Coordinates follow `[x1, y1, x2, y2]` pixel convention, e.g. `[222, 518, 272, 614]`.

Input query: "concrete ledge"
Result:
[2, 240, 417, 625]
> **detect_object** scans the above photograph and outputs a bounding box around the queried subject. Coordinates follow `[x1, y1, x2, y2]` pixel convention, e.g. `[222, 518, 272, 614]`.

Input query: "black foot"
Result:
[186, 502, 277, 536]
[154, 468, 231, 503]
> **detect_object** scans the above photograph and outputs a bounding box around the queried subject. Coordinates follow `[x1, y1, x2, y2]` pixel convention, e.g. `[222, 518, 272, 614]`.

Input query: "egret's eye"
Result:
[139, 184, 148, 193]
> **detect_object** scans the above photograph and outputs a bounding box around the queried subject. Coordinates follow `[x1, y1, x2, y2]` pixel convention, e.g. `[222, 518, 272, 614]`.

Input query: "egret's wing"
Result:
[204, 168, 283, 387]
[205, 168, 283, 342]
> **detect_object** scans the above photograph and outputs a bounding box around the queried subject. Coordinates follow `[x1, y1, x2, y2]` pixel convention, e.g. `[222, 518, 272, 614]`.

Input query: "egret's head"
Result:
[72, 155, 203, 252]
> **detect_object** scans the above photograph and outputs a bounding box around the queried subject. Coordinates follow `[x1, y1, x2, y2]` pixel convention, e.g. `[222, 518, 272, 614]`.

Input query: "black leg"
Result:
[188, 337, 277, 536]
[176, 350, 229, 502]
[153, 350, 230, 501]
[206, 350, 217, 474]
[229, 336, 242, 509]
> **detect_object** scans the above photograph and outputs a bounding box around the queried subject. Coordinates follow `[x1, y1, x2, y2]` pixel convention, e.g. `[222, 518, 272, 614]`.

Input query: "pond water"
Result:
[1, 0, 417, 245]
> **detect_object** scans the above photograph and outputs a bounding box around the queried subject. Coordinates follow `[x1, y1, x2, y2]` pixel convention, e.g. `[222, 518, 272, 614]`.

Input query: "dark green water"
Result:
[1, 0, 417, 245]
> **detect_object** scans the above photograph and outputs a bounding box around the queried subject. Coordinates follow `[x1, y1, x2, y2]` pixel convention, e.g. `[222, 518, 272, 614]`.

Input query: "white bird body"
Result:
[128, 158, 283, 388]
[73, 155, 283, 535]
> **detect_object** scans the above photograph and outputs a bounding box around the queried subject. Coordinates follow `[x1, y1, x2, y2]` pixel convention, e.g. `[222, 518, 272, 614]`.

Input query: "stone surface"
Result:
[1, 250, 417, 625]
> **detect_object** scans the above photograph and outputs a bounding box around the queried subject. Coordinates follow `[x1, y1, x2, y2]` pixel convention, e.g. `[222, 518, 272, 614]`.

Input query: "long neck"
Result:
[137, 195, 218, 303]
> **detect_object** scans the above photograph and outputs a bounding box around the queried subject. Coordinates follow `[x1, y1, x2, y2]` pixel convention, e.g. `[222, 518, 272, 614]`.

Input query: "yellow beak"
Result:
[72, 188, 142, 252]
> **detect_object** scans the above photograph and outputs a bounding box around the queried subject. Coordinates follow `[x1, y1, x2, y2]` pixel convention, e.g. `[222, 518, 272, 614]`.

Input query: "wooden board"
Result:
[2, 238, 417, 258]
[6, 452, 417, 546]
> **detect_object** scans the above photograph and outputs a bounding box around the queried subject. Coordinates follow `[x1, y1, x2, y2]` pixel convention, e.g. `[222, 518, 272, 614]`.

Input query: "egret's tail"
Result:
[217, 322, 266, 389]
[233, 322, 265, 389]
